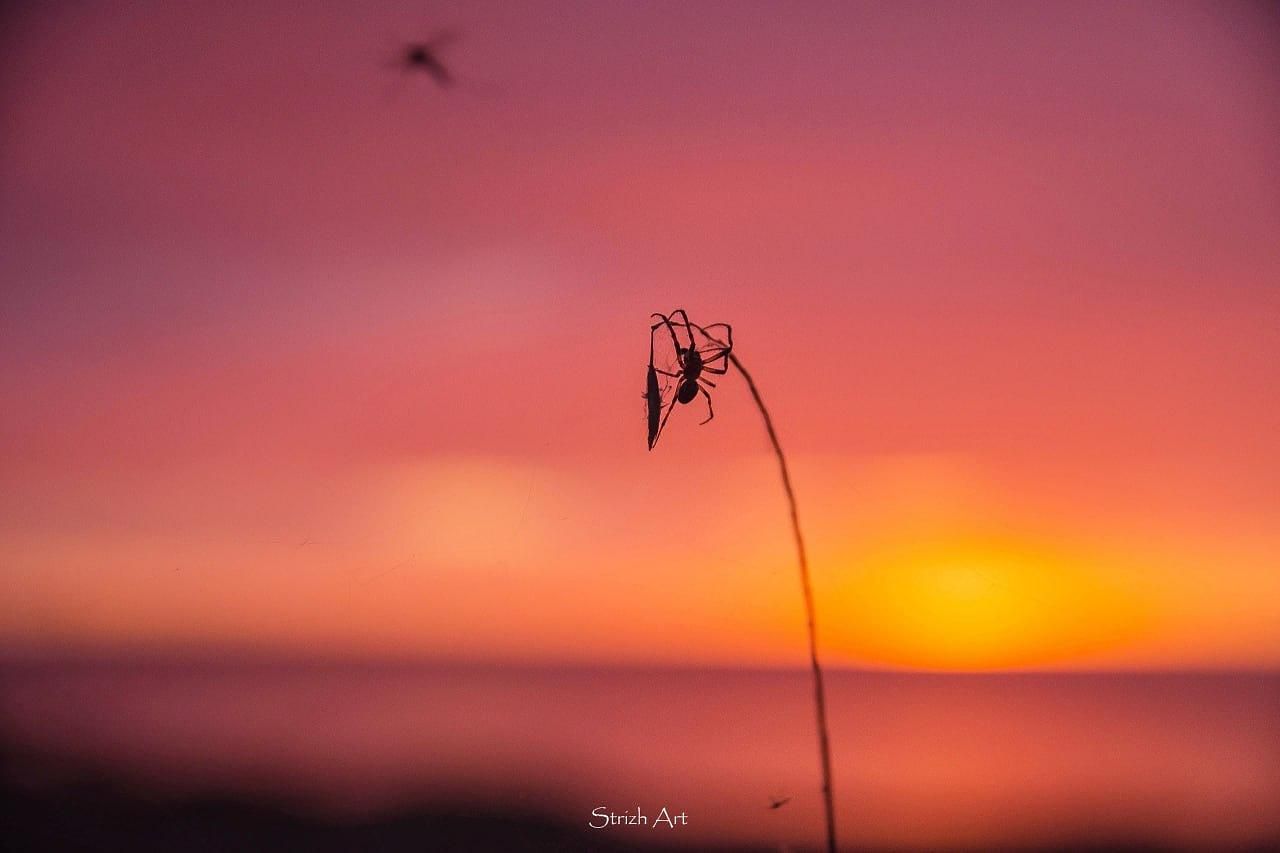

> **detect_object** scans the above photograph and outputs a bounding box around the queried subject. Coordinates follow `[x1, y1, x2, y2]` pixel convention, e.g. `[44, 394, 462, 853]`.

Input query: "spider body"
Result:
[646, 309, 733, 449]
[674, 347, 706, 403]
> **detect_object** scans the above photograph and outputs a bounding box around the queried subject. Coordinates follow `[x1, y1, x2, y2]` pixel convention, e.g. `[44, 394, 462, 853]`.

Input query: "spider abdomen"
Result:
[677, 380, 700, 404]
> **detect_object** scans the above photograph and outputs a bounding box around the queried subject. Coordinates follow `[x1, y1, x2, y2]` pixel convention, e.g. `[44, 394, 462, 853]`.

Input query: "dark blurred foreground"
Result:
[4, 755, 1277, 853]
[4, 662, 1280, 851]
[0, 758, 729, 853]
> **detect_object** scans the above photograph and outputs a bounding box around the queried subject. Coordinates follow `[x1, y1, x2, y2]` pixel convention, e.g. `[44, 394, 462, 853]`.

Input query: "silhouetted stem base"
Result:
[728, 352, 837, 853]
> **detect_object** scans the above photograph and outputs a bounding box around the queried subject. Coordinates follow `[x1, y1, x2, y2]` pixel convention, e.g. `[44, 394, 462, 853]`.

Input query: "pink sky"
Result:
[2, 1, 1278, 668]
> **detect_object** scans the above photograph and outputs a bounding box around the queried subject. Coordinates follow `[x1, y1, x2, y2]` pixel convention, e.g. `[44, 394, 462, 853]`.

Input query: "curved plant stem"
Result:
[728, 352, 837, 853]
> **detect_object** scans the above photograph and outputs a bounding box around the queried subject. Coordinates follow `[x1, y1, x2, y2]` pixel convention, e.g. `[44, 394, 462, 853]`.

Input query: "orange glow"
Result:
[824, 537, 1147, 671]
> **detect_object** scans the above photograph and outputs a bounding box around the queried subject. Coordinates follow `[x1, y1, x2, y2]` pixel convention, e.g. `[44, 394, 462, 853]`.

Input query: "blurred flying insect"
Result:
[393, 30, 459, 88]
[768, 795, 792, 810]
[646, 309, 733, 450]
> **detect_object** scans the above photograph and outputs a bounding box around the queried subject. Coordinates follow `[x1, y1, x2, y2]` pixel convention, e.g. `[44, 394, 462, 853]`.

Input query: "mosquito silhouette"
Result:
[397, 31, 458, 88]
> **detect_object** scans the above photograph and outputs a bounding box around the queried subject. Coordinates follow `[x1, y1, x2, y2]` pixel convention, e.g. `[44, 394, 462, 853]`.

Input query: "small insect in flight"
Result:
[646, 309, 734, 450]
[768, 795, 792, 810]
[396, 30, 458, 88]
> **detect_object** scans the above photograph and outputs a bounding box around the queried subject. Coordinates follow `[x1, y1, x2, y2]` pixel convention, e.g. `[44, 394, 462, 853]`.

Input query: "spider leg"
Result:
[699, 322, 733, 347]
[698, 376, 717, 389]
[698, 351, 730, 374]
[652, 390, 680, 447]
[651, 313, 684, 358]
[697, 322, 733, 357]
[696, 385, 715, 425]
[692, 320, 732, 372]
[668, 309, 699, 353]
[649, 316, 686, 384]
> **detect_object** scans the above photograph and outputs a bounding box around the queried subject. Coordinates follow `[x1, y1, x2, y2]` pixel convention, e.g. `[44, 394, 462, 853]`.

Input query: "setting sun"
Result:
[827, 537, 1146, 670]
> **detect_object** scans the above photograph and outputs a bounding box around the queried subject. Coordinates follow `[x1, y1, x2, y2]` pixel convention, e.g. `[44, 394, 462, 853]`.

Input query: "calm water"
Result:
[2, 660, 1278, 850]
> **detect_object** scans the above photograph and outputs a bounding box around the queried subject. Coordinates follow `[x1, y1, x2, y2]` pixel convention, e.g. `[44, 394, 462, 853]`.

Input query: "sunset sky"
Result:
[2, 0, 1277, 671]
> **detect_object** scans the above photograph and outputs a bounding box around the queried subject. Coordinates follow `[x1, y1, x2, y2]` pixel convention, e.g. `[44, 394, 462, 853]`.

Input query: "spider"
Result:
[646, 309, 734, 450]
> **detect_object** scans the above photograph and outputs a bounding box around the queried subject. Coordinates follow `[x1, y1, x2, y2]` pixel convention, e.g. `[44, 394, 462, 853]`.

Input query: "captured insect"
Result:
[646, 339, 665, 450]
[646, 309, 734, 450]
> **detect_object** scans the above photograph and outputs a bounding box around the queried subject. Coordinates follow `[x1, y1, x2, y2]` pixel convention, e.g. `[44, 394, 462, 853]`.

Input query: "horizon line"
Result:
[2, 643, 1278, 677]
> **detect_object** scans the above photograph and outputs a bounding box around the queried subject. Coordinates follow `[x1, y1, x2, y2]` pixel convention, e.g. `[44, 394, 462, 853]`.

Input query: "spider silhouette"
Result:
[646, 309, 733, 450]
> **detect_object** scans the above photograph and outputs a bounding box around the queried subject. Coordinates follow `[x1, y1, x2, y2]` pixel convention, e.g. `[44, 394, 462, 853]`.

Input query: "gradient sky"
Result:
[2, 0, 1278, 670]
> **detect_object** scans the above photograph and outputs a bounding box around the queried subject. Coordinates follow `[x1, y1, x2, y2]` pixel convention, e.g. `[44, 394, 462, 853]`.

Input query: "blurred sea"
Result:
[2, 659, 1278, 851]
